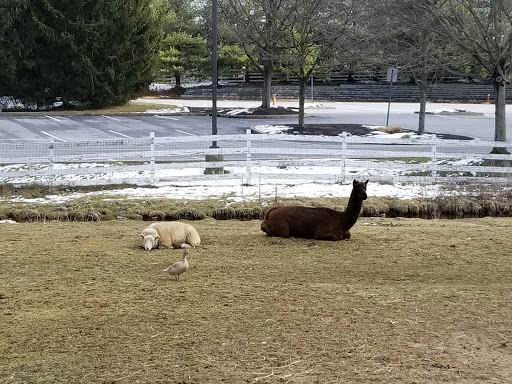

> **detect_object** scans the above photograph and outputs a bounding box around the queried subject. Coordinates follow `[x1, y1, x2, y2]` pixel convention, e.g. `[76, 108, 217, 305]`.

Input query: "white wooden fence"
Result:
[1, 129, 511, 187]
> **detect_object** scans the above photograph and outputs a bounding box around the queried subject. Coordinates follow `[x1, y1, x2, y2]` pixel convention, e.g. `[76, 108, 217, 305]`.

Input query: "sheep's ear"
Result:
[139, 233, 144, 238]
[155, 235, 160, 240]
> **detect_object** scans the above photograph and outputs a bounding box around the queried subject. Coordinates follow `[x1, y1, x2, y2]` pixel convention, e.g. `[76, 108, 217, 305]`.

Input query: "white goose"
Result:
[163, 250, 190, 281]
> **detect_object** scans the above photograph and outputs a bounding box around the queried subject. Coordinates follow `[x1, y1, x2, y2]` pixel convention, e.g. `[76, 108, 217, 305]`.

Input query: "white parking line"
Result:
[45, 115, 62, 122]
[155, 115, 179, 121]
[40, 130, 68, 142]
[175, 129, 196, 136]
[108, 130, 133, 139]
[102, 115, 122, 122]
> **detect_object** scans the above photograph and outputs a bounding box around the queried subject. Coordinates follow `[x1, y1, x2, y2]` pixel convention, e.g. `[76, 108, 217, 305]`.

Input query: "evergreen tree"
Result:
[157, 0, 209, 89]
[1, 0, 161, 109]
[0, 0, 28, 97]
[159, 32, 207, 88]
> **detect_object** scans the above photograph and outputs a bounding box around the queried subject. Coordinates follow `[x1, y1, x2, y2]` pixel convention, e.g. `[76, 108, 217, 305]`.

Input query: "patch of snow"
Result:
[3, 176, 445, 205]
[144, 106, 189, 114]
[224, 108, 252, 116]
[253, 124, 292, 134]
[367, 131, 435, 140]
[149, 81, 214, 91]
[304, 102, 335, 109]
[149, 83, 174, 91]
[431, 108, 469, 114]
[1, 155, 487, 204]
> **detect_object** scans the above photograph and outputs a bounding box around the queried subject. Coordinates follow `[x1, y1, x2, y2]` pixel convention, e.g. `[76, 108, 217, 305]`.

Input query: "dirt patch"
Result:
[230, 106, 298, 116]
[286, 123, 374, 136]
[284, 123, 473, 140]
[222, 107, 474, 140]
[1, 218, 512, 383]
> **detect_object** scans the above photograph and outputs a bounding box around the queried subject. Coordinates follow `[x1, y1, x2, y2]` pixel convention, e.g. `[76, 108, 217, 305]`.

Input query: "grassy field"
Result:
[1, 217, 512, 383]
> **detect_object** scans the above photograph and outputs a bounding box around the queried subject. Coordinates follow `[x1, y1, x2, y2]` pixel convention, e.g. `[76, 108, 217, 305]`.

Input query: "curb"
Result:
[218, 113, 300, 119]
[415, 111, 484, 116]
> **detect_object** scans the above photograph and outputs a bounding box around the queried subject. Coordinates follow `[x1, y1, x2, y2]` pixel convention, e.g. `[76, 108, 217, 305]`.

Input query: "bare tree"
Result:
[219, 0, 288, 108]
[374, 0, 464, 134]
[278, 0, 366, 130]
[423, 0, 512, 152]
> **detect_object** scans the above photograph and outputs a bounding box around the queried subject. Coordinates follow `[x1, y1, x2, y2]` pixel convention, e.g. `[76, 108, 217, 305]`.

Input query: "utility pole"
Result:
[211, 0, 218, 148]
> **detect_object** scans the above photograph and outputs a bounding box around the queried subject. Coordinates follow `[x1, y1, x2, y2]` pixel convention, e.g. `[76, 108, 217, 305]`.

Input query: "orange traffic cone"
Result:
[485, 94, 490, 103]
[272, 95, 276, 105]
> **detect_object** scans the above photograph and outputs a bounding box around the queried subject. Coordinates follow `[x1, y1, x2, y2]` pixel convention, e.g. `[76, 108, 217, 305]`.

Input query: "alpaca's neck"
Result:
[342, 195, 364, 229]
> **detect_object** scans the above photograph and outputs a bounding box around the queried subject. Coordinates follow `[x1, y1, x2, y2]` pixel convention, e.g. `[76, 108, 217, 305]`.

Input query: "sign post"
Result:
[386, 67, 398, 126]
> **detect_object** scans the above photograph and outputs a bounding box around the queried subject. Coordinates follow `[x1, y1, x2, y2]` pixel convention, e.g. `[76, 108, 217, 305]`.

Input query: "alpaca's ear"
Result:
[365, 179, 369, 185]
[139, 233, 144, 238]
[353, 179, 357, 186]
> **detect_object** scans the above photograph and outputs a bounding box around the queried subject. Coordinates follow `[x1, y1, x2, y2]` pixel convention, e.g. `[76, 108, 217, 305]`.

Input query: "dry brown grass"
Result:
[0, 102, 179, 115]
[379, 126, 403, 134]
[1, 217, 512, 383]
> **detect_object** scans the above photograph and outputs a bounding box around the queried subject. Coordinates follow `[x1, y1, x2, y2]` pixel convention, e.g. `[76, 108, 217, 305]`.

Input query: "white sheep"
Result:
[139, 221, 201, 251]
[0, 219, 17, 224]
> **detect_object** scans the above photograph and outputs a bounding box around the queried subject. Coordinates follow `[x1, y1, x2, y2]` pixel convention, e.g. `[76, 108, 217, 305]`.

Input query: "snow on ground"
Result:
[0, 121, 487, 204]
[254, 123, 437, 140]
[1, 156, 469, 204]
[4, 176, 442, 205]
[143, 106, 190, 114]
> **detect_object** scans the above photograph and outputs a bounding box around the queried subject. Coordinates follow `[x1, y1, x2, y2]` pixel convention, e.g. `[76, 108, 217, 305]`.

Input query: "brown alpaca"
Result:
[261, 179, 368, 240]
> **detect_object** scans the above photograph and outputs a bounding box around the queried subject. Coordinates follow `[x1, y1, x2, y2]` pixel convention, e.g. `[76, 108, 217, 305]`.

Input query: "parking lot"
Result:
[0, 99, 510, 142]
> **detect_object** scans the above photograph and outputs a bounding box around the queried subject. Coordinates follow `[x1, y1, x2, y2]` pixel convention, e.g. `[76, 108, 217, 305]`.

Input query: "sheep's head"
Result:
[140, 233, 159, 251]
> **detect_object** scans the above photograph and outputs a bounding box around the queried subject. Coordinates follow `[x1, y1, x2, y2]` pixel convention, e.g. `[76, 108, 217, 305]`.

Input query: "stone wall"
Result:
[184, 83, 508, 103]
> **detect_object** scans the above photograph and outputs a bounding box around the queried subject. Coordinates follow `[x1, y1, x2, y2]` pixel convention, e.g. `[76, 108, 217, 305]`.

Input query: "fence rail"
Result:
[1, 129, 511, 187]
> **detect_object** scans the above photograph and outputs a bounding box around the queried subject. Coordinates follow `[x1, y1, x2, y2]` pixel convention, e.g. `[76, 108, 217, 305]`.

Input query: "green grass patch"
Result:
[368, 157, 432, 164]
[1, 218, 512, 383]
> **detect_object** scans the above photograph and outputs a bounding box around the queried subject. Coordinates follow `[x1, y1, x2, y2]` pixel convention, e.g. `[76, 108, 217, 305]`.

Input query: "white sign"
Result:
[387, 67, 399, 83]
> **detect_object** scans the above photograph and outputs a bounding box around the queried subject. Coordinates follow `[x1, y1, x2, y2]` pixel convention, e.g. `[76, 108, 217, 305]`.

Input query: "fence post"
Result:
[150, 132, 155, 186]
[340, 132, 347, 183]
[48, 139, 55, 186]
[431, 134, 437, 182]
[245, 128, 252, 185]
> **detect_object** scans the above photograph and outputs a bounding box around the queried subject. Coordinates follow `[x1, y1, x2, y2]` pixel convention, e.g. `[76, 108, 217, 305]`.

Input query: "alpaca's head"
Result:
[352, 179, 368, 201]
[140, 231, 159, 250]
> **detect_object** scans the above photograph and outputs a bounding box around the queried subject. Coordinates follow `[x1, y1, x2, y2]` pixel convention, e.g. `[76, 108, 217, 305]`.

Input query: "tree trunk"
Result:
[261, 59, 273, 108]
[418, 83, 427, 135]
[298, 76, 306, 133]
[417, 49, 429, 135]
[492, 78, 508, 148]
[175, 73, 181, 89]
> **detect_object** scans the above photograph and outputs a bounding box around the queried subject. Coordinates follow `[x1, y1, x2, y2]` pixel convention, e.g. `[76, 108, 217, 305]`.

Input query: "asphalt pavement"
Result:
[0, 98, 511, 142]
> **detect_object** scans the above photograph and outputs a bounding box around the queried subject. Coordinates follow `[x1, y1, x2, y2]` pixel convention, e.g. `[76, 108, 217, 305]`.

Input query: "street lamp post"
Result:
[211, 0, 218, 148]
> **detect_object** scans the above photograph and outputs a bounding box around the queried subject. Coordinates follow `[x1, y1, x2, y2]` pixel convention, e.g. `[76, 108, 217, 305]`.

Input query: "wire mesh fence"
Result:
[1, 129, 511, 187]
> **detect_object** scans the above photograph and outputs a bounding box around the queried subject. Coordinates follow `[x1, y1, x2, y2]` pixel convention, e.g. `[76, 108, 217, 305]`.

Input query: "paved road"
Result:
[1, 98, 511, 142]
[136, 98, 512, 142]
